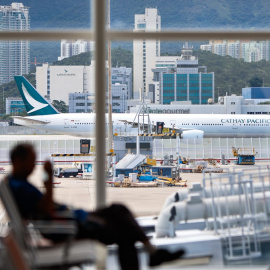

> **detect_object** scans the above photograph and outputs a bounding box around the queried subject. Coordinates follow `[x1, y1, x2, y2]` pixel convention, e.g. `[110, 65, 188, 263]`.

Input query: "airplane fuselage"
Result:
[13, 113, 270, 138]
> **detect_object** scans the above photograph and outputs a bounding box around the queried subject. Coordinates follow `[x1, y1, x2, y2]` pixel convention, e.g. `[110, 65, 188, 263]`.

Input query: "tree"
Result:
[248, 76, 263, 87]
[258, 101, 270, 105]
[52, 100, 68, 113]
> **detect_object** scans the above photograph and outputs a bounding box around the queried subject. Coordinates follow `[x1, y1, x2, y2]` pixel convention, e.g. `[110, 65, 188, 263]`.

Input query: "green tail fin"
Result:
[14, 76, 59, 116]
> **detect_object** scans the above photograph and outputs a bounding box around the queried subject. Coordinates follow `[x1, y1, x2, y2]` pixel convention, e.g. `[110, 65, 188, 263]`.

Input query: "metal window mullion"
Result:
[1, 30, 270, 41]
[94, 0, 106, 208]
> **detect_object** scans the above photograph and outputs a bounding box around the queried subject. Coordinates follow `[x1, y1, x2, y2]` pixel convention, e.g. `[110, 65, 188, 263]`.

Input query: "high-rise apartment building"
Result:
[58, 40, 95, 61]
[0, 3, 30, 85]
[133, 8, 161, 99]
[201, 40, 270, 63]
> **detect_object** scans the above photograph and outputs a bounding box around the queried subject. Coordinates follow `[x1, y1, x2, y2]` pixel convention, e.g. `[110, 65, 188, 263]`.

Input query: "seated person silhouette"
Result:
[8, 143, 185, 270]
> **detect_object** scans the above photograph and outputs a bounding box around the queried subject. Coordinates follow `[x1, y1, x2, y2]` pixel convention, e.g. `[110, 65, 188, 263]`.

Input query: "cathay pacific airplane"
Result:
[12, 76, 270, 138]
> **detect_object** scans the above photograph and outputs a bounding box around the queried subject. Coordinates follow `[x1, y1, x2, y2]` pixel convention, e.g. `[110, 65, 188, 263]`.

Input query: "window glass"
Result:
[0, 1, 91, 30]
[2, 1, 270, 268]
[111, 1, 270, 30]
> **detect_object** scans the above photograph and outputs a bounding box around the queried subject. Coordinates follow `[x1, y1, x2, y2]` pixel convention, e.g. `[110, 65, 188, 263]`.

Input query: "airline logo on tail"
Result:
[14, 76, 59, 116]
[21, 83, 48, 114]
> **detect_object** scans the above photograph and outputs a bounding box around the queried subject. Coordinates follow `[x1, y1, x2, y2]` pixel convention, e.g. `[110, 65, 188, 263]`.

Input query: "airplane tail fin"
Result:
[14, 76, 59, 116]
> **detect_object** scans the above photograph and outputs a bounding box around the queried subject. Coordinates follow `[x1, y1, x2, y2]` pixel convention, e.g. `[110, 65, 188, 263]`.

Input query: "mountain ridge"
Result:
[1, 0, 270, 29]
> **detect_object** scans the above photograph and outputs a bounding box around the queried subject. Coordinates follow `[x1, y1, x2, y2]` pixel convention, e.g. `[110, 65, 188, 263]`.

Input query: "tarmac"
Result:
[1, 162, 268, 218]
[1, 162, 270, 270]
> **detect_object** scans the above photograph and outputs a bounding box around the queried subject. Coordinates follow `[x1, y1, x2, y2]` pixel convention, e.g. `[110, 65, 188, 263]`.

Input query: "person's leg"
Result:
[90, 204, 142, 270]
[118, 242, 139, 270]
[91, 204, 148, 243]
[76, 205, 140, 270]
[78, 204, 185, 269]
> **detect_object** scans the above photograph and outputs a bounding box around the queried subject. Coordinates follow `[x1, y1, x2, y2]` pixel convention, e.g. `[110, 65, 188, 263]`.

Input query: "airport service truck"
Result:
[53, 162, 94, 178]
[53, 162, 84, 178]
[53, 167, 83, 178]
[232, 147, 256, 165]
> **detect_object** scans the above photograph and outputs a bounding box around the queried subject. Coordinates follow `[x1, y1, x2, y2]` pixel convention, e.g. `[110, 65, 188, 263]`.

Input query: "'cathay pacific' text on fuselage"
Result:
[221, 119, 270, 124]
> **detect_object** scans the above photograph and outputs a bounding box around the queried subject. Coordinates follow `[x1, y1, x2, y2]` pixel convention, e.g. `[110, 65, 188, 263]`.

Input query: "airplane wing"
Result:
[12, 116, 51, 124]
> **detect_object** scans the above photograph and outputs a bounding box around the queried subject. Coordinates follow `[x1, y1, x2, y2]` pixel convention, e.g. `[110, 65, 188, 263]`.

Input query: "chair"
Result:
[0, 179, 96, 269]
[2, 231, 30, 270]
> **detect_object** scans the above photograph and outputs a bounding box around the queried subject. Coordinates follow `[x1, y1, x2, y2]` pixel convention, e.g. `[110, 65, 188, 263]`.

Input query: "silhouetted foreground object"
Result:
[8, 143, 185, 270]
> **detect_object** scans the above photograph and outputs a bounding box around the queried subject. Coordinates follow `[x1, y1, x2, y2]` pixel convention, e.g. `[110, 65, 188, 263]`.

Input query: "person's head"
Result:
[10, 143, 36, 178]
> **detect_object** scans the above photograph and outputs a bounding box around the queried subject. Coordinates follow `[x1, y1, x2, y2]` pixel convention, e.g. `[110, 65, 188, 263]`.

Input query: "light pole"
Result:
[229, 85, 231, 96]
[2, 87, 4, 114]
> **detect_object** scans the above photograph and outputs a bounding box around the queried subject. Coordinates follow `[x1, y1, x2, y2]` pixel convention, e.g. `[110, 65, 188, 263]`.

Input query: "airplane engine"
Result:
[180, 130, 204, 139]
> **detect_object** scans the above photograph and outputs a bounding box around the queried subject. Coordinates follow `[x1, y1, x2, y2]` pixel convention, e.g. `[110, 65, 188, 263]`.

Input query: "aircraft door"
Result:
[64, 119, 69, 128]
[232, 123, 238, 129]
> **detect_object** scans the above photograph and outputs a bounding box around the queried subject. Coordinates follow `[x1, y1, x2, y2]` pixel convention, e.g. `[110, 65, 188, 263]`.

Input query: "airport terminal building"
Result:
[129, 95, 270, 115]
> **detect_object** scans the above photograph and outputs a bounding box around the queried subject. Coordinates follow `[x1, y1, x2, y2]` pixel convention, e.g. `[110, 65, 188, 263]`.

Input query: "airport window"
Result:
[4, 4, 270, 266]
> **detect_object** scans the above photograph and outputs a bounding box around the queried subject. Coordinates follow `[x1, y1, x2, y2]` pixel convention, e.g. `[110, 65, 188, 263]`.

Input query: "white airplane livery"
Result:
[13, 76, 270, 138]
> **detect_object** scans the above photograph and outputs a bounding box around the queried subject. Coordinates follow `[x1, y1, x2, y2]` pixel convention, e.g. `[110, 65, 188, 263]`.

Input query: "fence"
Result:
[153, 137, 270, 160]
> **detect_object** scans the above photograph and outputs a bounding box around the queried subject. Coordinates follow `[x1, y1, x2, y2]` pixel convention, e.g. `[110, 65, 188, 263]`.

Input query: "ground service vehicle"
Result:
[53, 167, 83, 178]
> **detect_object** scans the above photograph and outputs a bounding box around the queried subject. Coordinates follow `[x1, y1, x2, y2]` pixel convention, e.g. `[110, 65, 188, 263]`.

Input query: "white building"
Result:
[111, 67, 132, 100]
[133, 8, 161, 99]
[260, 41, 270, 61]
[201, 40, 270, 63]
[129, 95, 270, 115]
[227, 42, 240, 59]
[69, 83, 129, 113]
[36, 63, 95, 104]
[214, 43, 226, 56]
[58, 40, 95, 61]
[241, 42, 261, 62]
[0, 3, 30, 85]
[37, 63, 132, 112]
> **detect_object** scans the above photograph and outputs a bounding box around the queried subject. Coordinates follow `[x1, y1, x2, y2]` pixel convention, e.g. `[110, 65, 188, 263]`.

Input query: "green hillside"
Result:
[53, 48, 270, 99]
[2, 47, 270, 110]
[2, 0, 270, 64]
[195, 50, 270, 97]
[2, 0, 270, 29]
[52, 47, 133, 68]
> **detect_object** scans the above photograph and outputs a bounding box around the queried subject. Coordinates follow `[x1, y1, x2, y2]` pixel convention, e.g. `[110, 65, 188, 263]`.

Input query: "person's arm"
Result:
[36, 161, 55, 217]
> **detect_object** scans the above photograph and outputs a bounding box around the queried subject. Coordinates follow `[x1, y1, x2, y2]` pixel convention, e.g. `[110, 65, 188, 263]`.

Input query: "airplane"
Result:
[12, 76, 270, 139]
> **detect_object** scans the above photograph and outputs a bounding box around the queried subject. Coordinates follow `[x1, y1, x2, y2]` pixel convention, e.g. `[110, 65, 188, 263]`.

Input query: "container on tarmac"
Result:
[232, 147, 256, 165]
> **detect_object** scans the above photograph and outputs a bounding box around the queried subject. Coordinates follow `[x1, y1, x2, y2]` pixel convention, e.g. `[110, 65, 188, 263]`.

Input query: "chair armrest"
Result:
[29, 220, 77, 235]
